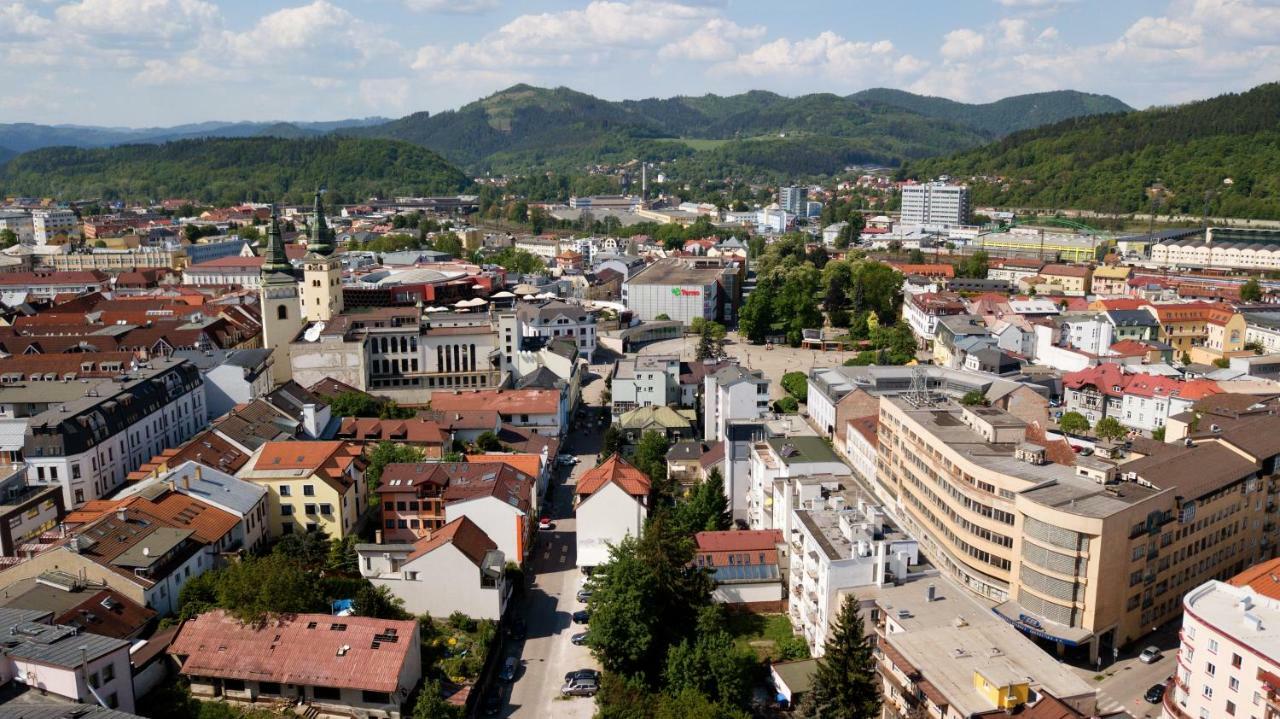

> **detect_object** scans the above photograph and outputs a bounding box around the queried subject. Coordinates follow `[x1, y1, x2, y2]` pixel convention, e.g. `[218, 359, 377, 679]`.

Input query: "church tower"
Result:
[259, 207, 304, 386]
[301, 189, 344, 323]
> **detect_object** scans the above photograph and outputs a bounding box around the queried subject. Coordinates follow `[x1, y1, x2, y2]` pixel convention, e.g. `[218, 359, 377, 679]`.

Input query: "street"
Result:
[498, 396, 607, 719]
[1068, 624, 1180, 719]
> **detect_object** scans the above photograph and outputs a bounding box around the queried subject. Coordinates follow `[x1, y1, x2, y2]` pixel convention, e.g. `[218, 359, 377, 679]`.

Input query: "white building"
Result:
[822, 222, 848, 247]
[842, 416, 879, 485]
[503, 299, 597, 359]
[0, 608, 135, 712]
[0, 210, 34, 245]
[704, 365, 770, 442]
[356, 516, 509, 620]
[116, 461, 271, 555]
[173, 348, 274, 419]
[1165, 561, 1280, 719]
[610, 355, 681, 418]
[442, 469, 534, 563]
[30, 208, 80, 245]
[574, 455, 650, 568]
[22, 360, 205, 508]
[900, 182, 970, 227]
[790, 496, 918, 654]
[779, 186, 808, 216]
[747, 436, 850, 532]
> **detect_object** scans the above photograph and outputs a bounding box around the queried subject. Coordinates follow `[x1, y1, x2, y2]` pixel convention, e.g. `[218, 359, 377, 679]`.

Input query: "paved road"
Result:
[501, 415, 604, 719]
[1069, 625, 1180, 719]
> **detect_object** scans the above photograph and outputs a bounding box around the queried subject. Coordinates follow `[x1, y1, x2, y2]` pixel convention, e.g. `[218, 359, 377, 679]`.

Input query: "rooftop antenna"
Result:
[905, 365, 933, 408]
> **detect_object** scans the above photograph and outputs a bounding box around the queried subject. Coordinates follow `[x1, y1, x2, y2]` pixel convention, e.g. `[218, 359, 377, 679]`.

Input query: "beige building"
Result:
[52, 248, 185, 272]
[1090, 264, 1132, 296]
[237, 441, 367, 539]
[878, 395, 1280, 661]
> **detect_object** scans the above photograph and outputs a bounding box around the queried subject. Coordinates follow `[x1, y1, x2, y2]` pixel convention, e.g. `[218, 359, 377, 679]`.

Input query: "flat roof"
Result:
[1185, 579, 1280, 668]
[626, 258, 731, 286]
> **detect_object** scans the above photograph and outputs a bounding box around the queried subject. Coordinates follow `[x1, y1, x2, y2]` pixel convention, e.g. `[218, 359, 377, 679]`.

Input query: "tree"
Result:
[1094, 416, 1127, 442]
[433, 232, 464, 258]
[907, 248, 925, 264]
[1152, 426, 1167, 441]
[800, 594, 881, 719]
[781, 371, 808, 402]
[823, 260, 852, 317]
[475, 430, 502, 452]
[655, 313, 671, 321]
[412, 680, 463, 719]
[662, 630, 754, 707]
[0, 229, 18, 247]
[692, 319, 726, 361]
[273, 528, 332, 567]
[93, 239, 107, 248]
[633, 431, 671, 499]
[365, 441, 425, 501]
[1058, 411, 1091, 436]
[354, 583, 409, 619]
[601, 424, 622, 459]
[327, 534, 360, 574]
[672, 469, 731, 534]
[960, 390, 987, 406]
[1242, 278, 1263, 302]
[214, 554, 325, 622]
[737, 273, 777, 344]
[957, 250, 990, 279]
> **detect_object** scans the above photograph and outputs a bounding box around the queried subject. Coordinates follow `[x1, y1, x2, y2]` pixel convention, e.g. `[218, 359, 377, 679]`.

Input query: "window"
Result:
[281, 505, 293, 516]
[282, 522, 294, 534]
[259, 682, 281, 695]
[224, 679, 245, 691]
[1232, 653, 1242, 669]
[88, 672, 100, 688]
[362, 690, 391, 704]
[303, 484, 315, 497]
[406, 571, 418, 580]
[1230, 677, 1240, 692]
[277, 305, 288, 320]
[313, 686, 341, 701]
[384, 519, 394, 528]
[1203, 685, 1213, 699]
[305, 504, 317, 515]
[1206, 662, 1215, 676]
[320, 504, 332, 516]
[1226, 700, 1236, 715]
[1209, 639, 1219, 653]
[101, 664, 114, 682]
[384, 502, 393, 511]
[279, 485, 291, 497]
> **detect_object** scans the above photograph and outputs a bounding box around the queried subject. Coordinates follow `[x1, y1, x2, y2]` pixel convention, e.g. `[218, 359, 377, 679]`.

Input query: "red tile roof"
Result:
[170, 610, 418, 692]
[465, 453, 543, 480]
[430, 389, 560, 416]
[576, 454, 651, 498]
[1095, 298, 1151, 311]
[695, 529, 782, 553]
[889, 263, 955, 278]
[846, 415, 880, 448]
[336, 417, 448, 445]
[1040, 263, 1092, 278]
[1228, 558, 1280, 601]
[405, 515, 497, 564]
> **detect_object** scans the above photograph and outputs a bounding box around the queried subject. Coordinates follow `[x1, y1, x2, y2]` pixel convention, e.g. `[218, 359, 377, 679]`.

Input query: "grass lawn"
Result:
[653, 137, 731, 151]
[725, 612, 809, 662]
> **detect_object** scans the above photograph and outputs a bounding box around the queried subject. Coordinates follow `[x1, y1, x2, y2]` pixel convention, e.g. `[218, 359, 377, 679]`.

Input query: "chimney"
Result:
[115, 508, 126, 522]
[375, 529, 383, 545]
[927, 583, 937, 602]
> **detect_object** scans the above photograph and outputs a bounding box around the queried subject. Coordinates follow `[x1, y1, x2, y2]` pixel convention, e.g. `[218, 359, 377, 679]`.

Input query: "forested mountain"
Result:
[0, 117, 388, 154]
[849, 88, 1132, 136]
[349, 84, 1126, 177]
[0, 146, 14, 166]
[906, 83, 1280, 219]
[0, 136, 468, 204]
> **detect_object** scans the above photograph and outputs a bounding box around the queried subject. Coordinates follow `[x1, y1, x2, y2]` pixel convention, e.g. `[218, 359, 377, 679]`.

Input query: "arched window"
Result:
[277, 305, 288, 320]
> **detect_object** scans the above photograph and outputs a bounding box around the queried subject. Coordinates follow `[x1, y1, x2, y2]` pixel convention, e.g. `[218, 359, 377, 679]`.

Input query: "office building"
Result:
[0, 210, 34, 245]
[900, 182, 970, 226]
[780, 186, 808, 216]
[30, 208, 79, 245]
[622, 257, 743, 325]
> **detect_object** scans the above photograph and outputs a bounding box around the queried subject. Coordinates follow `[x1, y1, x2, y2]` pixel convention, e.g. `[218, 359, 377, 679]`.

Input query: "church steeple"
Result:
[309, 188, 333, 256]
[261, 206, 293, 277]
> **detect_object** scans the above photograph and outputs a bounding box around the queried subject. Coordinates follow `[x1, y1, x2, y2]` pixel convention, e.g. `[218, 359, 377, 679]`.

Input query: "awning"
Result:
[991, 600, 1093, 647]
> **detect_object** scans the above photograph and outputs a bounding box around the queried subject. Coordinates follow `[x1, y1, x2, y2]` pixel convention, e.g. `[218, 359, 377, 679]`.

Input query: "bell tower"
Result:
[259, 207, 304, 386]
[301, 188, 343, 322]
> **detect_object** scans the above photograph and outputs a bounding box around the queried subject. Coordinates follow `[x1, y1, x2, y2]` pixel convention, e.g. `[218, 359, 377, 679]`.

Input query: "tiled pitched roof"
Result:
[1227, 557, 1280, 601]
[336, 417, 448, 444]
[576, 454, 651, 497]
[695, 529, 782, 553]
[430, 389, 560, 416]
[405, 515, 497, 565]
[465, 453, 543, 480]
[441, 463, 533, 513]
[170, 609, 417, 693]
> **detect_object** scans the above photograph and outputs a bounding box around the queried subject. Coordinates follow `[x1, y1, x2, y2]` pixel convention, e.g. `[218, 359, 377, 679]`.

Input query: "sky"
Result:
[2, 0, 1278, 127]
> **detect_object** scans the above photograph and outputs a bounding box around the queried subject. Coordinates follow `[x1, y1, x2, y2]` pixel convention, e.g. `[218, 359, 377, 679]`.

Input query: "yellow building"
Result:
[238, 440, 367, 538]
[1090, 265, 1132, 296]
[1150, 301, 1247, 361]
[1038, 264, 1093, 296]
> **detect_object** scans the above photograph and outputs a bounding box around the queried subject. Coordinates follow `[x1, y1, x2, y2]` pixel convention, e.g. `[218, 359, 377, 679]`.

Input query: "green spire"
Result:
[309, 188, 333, 256]
[261, 206, 293, 276]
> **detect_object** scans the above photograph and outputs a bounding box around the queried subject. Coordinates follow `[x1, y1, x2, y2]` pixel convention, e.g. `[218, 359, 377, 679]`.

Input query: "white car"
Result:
[1138, 646, 1162, 664]
[557, 454, 579, 466]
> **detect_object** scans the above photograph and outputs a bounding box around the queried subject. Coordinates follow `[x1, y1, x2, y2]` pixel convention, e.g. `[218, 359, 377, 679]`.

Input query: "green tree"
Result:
[326, 534, 360, 574]
[1153, 426, 1167, 441]
[215, 554, 325, 622]
[960, 389, 987, 406]
[0, 229, 18, 247]
[907, 248, 925, 264]
[365, 442, 425, 501]
[354, 583, 409, 619]
[92, 239, 107, 248]
[671, 468, 731, 534]
[737, 273, 776, 344]
[781, 371, 808, 402]
[1094, 416, 1127, 442]
[1242, 278, 1263, 302]
[1058, 411, 1091, 436]
[327, 391, 384, 417]
[412, 680, 464, 719]
[601, 424, 622, 459]
[775, 396, 800, 413]
[779, 264, 822, 346]
[823, 260, 852, 316]
[433, 232, 464, 258]
[693, 319, 726, 361]
[662, 630, 755, 707]
[273, 528, 332, 567]
[957, 250, 990, 279]
[632, 431, 671, 500]
[800, 594, 881, 719]
[475, 430, 502, 451]
[487, 247, 545, 274]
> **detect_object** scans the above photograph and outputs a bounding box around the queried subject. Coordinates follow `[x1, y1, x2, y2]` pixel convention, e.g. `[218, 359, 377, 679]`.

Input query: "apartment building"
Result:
[22, 359, 205, 508]
[1164, 558, 1280, 719]
[900, 182, 970, 226]
[789, 493, 918, 654]
[747, 436, 849, 533]
[704, 365, 770, 442]
[499, 299, 597, 359]
[30, 208, 79, 245]
[0, 608, 135, 712]
[0, 210, 34, 244]
[902, 292, 967, 345]
[1039, 264, 1093, 296]
[1063, 364, 1221, 431]
[879, 395, 1280, 662]
[1150, 301, 1247, 362]
[237, 441, 367, 539]
[1092, 265, 1134, 295]
[610, 355, 682, 418]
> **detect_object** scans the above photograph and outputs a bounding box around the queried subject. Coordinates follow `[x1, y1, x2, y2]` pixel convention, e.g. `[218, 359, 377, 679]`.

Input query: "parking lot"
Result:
[497, 414, 603, 718]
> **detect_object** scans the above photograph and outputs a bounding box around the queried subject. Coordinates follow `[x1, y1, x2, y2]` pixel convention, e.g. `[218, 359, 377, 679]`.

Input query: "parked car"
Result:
[561, 679, 598, 697]
[557, 454, 579, 465]
[571, 631, 590, 646]
[506, 619, 526, 641]
[572, 610, 590, 624]
[565, 669, 601, 684]
[482, 692, 503, 715]
[1145, 684, 1166, 704]
[539, 516, 553, 530]
[1138, 646, 1162, 664]
[499, 656, 519, 681]
[576, 589, 592, 603]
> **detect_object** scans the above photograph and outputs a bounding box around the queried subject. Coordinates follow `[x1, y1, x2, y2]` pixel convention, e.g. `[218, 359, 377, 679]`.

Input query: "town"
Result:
[1, 2, 1279, 718]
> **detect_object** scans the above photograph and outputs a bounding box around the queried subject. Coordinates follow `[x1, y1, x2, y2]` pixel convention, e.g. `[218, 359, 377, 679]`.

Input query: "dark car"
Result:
[481, 692, 503, 716]
[1145, 684, 1166, 704]
[572, 610, 590, 624]
[498, 656, 518, 682]
[571, 631, 590, 646]
[565, 669, 601, 684]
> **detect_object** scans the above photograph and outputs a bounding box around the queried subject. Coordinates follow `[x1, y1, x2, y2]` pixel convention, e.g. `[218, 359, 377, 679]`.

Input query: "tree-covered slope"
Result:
[905, 83, 1280, 219]
[0, 136, 469, 204]
[0, 117, 388, 153]
[850, 88, 1132, 136]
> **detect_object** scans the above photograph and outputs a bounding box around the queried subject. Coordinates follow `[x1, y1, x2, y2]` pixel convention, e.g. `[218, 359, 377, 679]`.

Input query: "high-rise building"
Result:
[30, 208, 79, 245]
[900, 182, 970, 226]
[779, 186, 808, 216]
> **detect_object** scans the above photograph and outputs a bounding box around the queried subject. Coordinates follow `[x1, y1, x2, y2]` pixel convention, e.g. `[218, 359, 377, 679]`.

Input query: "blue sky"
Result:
[2, 0, 1278, 126]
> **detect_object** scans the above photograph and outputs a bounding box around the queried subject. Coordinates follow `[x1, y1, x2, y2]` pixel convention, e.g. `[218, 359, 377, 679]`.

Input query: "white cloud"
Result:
[658, 18, 766, 62]
[56, 0, 219, 39]
[714, 31, 904, 82]
[940, 28, 985, 60]
[998, 18, 1029, 46]
[0, 3, 51, 35]
[1187, 0, 1280, 42]
[1122, 16, 1204, 50]
[1037, 26, 1059, 42]
[405, 0, 500, 12]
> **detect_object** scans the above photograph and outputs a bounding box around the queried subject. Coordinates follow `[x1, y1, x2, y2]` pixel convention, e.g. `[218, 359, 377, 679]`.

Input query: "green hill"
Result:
[0, 136, 469, 204]
[0, 118, 388, 154]
[905, 83, 1280, 219]
[849, 88, 1132, 136]
[350, 84, 1127, 177]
